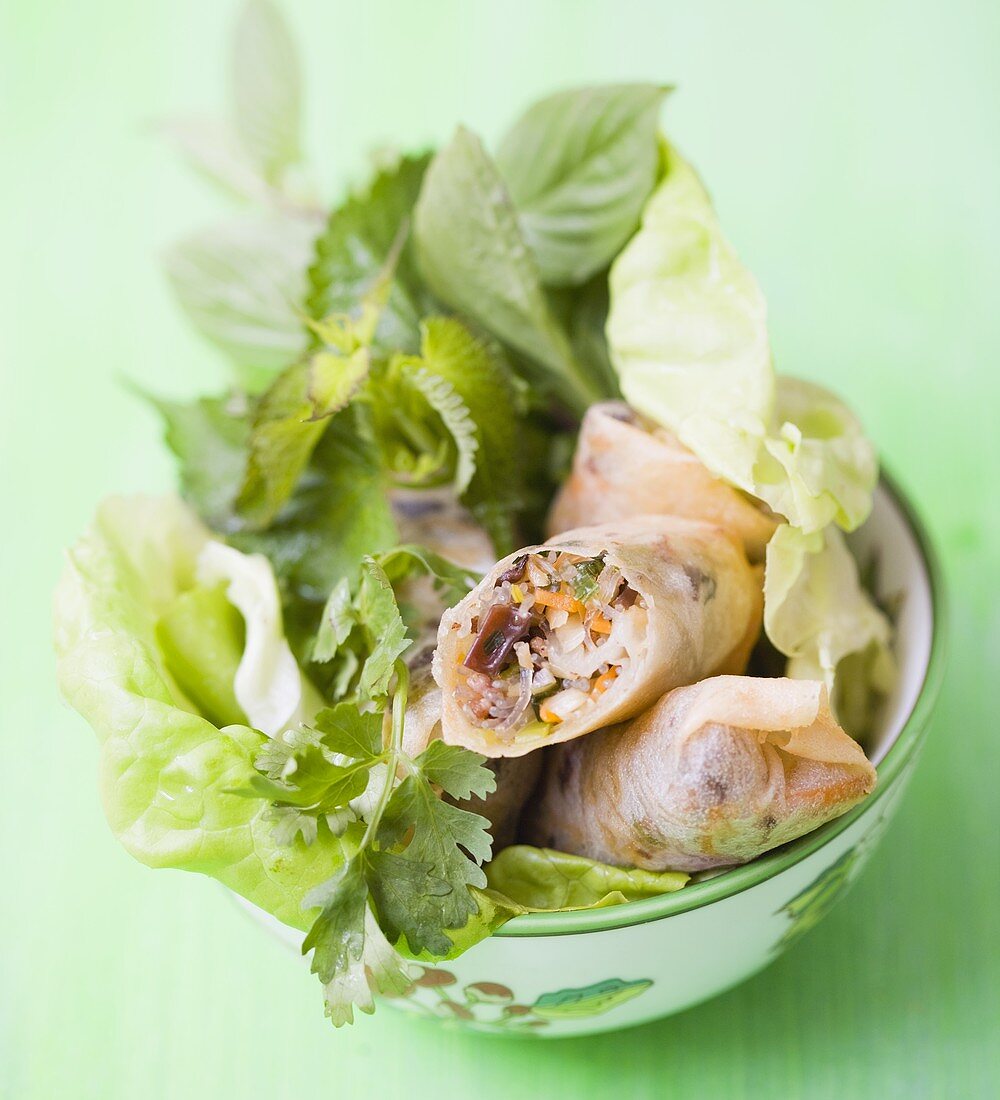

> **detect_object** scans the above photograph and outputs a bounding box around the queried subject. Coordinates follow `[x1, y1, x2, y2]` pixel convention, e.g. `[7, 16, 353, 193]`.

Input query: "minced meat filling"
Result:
[455, 550, 647, 738]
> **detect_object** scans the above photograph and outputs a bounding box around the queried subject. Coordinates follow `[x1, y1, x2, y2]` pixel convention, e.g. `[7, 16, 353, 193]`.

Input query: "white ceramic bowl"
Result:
[240, 477, 944, 1037]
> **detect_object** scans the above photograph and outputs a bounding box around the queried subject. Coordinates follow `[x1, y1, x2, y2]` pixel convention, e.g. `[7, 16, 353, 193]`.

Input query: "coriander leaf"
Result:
[145, 393, 249, 528]
[160, 116, 275, 207]
[312, 703, 384, 760]
[230, 0, 303, 183]
[311, 577, 354, 663]
[375, 773, 491, 955]
[303, 857, 369, 983]
[355, 559, 410, 701]
[375, 543, 481, 605]
[414, 739, 496, 802]
[320, 908, 414, 1027]
[413, 127, 600, 414]
[306, 153, 433, 354]
[496, 84, 668, 286]
[163, 217, 315, 389]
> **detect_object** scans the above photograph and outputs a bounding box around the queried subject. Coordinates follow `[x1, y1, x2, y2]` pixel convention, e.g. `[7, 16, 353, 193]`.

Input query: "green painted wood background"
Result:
[2, 1, 998, 1096]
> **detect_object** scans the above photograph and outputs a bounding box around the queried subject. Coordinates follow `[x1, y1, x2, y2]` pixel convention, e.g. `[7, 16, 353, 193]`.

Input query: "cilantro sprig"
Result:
[237, 663, 497, 1024]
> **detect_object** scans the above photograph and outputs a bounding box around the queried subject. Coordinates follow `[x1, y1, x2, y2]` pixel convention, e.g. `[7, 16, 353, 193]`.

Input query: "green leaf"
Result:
[375, 774, 491, 955]
[764, 523, 894, 699]
[414, 740, 497, 802]
[234, 407, 398, 611]
[376, 542, 481, 606]
[486, 846, 689, 910]
[754, 377, 879, 535]
[413, 127, 600, 414]
[236, 345, 370, 529]
[302, 857, 369, 983]
[163, 217, 315, 389]
[146, 393, 249, 528]
[354, 559, 410, 701]
[312, 703, 384, 760]
[155, 583, 247, 729]
[310, 577, 354, 663]
[230, 0, 303, 183]
[496, 84, 668, 286]
[53, 494, 351, 933]
[306, 153, 433, 354]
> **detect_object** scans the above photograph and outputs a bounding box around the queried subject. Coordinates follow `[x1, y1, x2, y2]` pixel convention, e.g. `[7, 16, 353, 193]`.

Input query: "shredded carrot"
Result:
[533, 588, 584, 615]
[590, 614, 613, 634]
[539, 700, 563, 723]
[592, 668, 618, 695]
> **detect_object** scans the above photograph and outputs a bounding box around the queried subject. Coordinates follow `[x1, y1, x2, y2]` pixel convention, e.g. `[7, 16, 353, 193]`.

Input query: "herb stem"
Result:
[357, 660, 410, 850]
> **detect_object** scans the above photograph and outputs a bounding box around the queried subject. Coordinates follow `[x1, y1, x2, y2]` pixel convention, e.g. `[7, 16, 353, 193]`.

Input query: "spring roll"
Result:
[528, 676, 877, 871]
[403, 660, 541, 850]
[547, 401, 778, 562]
[433, 517, 763, 758]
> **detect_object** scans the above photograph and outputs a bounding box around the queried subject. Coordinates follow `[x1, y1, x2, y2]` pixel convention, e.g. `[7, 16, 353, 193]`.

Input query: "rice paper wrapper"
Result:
[403, 665, 541, 851]
[527, 676, 877, 871]
[433, 516, 763, 758]
[547, 401, 778, 562]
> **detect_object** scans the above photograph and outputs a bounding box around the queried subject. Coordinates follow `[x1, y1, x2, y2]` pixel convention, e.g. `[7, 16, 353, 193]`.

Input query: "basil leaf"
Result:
[497, 84, 668, 286]
[414, 127, 601, 414]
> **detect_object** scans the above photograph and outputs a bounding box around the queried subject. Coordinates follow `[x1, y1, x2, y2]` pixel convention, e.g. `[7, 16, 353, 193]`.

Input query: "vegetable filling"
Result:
[456, 551, 647, 738]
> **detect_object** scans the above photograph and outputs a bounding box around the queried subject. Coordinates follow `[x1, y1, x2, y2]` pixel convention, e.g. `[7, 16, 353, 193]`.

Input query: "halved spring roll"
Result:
[433, 517, 763, 758]
[402, 660, 541, 850]
[527, 676, 877, 871]
[547, 401, 778, 562]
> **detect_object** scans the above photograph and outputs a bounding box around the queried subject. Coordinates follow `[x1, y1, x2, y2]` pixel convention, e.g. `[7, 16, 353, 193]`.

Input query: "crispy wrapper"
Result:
[527, 676, 877, 871]
[403, 662, 541, 851]
[433, 517, 763, 758]
[547, 401, 778, 561]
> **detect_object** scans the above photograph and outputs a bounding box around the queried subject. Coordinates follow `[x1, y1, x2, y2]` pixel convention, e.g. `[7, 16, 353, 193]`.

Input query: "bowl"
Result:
[239, 475, 944, 1037]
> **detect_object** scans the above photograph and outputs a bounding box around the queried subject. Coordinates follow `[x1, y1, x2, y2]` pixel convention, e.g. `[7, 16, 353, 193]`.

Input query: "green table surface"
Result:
[2, 1, 998, 1097]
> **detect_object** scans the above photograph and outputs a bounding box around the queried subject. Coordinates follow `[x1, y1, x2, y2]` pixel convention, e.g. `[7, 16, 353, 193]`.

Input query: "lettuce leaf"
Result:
[764, 524, 894, 722]
[486, 846, 689, 910]
[53, 495, 348, 931]
[755, 378, 878, 534]
[197, 540, 324, 734]
[608, 141, 774, 491]
[497, 84, 668, 286]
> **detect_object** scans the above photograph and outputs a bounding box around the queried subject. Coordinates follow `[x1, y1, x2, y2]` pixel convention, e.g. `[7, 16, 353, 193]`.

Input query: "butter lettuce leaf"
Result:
[497, 83, 668, 286]
[764, 524, 894, 731]
[608, 141, 774, 491]
[53, 495, 349, 931]
[486, 846, 689, 910]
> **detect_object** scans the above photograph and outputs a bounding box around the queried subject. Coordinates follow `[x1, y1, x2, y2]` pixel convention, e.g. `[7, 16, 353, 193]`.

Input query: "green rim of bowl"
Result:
[494, 471, 946, 937]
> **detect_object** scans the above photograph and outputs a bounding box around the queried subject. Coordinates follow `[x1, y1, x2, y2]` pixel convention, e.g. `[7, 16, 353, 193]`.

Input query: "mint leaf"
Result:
[303, 857, 369, 982]
[496, 84, 668, 286]
[236, 338, 370, 528]
[230, 0, 303, 183]
[163, 217, 314, 388]
[306, 153, 433, 354]
[414, 127, 600, 414]
[415, 740, 496, 802]
[375, 773, 491, 954]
